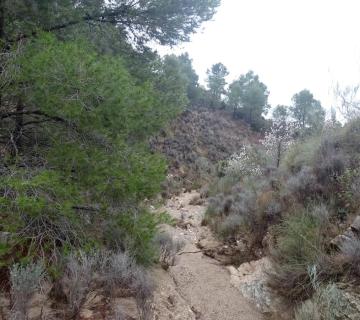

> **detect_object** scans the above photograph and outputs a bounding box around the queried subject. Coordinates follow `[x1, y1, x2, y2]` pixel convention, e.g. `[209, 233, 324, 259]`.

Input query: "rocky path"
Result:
[152, 191, 264, 320]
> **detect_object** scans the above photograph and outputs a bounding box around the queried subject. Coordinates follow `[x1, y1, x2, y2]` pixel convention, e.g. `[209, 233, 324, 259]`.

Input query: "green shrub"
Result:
[283, 136, 321, 173]
[0, 170, 83, 262]
[209, 175, 238, 196]
[105, 210, 167, 266]
[314, 133, 349, 186]
[341, 117, 360, 154]
[205, 174, 273, 249]
[0, 33, 176, 267]
[337, 168, 360, 216]
[284, 166, 322, 201]
[270, 209, 330, 301]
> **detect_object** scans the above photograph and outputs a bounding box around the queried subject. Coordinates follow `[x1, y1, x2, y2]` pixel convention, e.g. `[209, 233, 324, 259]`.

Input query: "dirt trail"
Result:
[152, 191, 264, 320]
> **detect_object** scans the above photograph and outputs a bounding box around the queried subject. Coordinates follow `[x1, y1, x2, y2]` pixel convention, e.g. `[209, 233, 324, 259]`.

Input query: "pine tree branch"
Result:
[8, 7, 133, 43]
[1, 110, 65, 122]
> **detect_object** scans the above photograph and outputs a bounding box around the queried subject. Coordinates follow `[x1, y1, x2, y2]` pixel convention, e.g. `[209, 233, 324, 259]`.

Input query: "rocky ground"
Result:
[4, 189, 359, 319]
[152, 191, 269, 320]
[0, 188, 296, 320]
[0, 191, 264, 320]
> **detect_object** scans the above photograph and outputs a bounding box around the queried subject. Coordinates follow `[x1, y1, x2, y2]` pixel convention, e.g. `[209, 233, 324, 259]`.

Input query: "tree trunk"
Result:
[276, 140, 282, 168]
[0, 0, 5, 109]
[0, 0, 4, 41]
[11, 102, 24, 156]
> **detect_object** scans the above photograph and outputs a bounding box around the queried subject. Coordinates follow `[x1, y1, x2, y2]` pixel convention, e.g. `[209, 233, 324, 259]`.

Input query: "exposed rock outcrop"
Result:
[227, 257, 290, 319]
[330, 216, 360, 249]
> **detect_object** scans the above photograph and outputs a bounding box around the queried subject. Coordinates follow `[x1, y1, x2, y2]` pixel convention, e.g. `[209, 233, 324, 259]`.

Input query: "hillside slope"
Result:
[150, 109, 261, 193]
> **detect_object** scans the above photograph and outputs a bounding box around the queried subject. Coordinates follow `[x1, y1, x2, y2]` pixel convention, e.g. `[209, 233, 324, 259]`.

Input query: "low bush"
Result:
[315, 135, 349, 186]
[161, 175, 183, 198]
[105, 210, 163, 266]
[154, 232, 184, 269]
[285, 166, 322, 201]
[195, 156, 216, 178]
[219, 214, 244, 238]
[63, 252, 96, 316]
[101, 251, 137, 293]
[295, 299, 320, 320]
[283, 137, 321, 173]
[269, 210, 331, 301]
[205, 175, 275, 253]
[337, 238, 360, 278]
[101, 250, 154, 319]
[337, 168, 360, 216]
[208, 175, 238, 197]
[58, 250, 154, 318]
[295, 284, 351, 320]
[0, 170, 83, 264]
[10, 262, 46, 320]
[133, 269, 154, 320]
[309, 204, 331, 226]
[341, 117, 360, 154]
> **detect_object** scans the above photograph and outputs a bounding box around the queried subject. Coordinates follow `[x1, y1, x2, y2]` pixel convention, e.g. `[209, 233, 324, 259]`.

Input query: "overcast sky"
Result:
[157, 0, 360, 113]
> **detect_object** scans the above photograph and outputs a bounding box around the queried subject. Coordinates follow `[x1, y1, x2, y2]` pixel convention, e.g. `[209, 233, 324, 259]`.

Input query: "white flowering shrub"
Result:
[224, 144, 263, 178]
[261, 120, 298, 168]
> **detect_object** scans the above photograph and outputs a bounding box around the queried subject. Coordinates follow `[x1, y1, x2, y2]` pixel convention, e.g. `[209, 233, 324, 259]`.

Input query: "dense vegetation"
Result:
[0, 1, 221, 318]
[204, 98, 360, 317]
[1, 1, 360, 319]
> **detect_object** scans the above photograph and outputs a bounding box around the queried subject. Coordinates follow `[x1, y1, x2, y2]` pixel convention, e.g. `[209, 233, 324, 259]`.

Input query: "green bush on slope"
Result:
[269, 209, 331, 301]
[0, 33, 182, 266]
